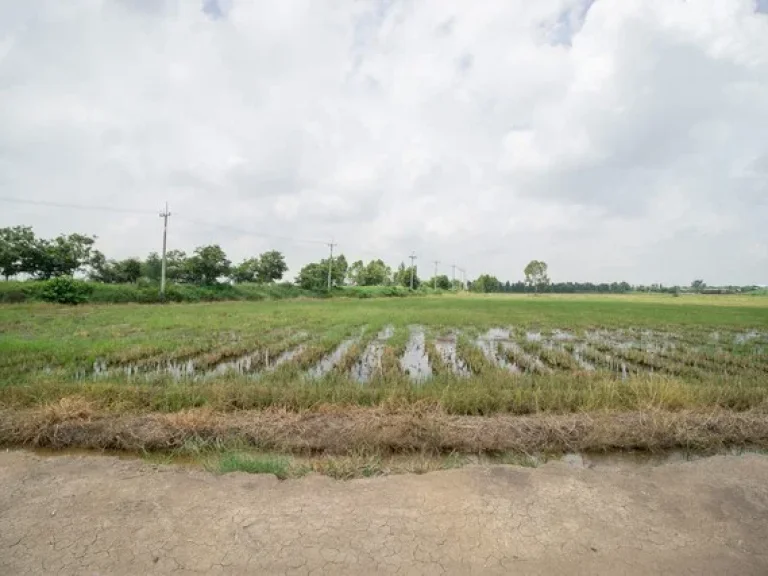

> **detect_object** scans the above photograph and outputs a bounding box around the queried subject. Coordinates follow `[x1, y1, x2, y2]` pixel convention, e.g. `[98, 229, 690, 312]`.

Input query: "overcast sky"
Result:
[1, 0, 767, 285]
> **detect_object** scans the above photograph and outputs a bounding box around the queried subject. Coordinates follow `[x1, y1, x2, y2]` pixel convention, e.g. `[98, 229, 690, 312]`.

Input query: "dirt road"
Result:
[1, 451, 767, 575]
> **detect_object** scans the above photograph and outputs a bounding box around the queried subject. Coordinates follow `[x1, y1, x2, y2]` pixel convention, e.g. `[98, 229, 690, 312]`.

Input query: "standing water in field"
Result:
[309, 339, 357, 379]
[352, 325, 394, 383]
[400, 327, 432, 383]
[475, 328, 516, 372]
[434, 334, 470, 377]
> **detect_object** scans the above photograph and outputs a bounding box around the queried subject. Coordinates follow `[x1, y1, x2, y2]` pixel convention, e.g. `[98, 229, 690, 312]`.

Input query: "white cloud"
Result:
[1, 0, 767, 284]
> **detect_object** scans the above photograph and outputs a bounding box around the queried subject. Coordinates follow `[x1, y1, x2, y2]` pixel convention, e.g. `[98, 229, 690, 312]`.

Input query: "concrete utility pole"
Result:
[452, 264, 456, 290]
[433, 260, 440, 289]
[326, 239, 337, 291]
[159, 202, 171, 299]
[409, 252, 417, 290]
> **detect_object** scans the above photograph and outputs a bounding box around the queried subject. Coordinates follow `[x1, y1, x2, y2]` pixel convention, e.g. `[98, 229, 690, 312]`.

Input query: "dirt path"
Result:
[1, 451, 767, 575]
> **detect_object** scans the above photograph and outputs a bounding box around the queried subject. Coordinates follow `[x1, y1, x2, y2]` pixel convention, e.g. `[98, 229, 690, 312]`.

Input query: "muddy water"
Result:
[309, 340, 356, 379]
[476, 328, 517, 372]
[352, 326, 394, 383]
[571, 345, 596, 371]
[434, 334, 470, 377]
[400, 327, 432, 383]
[264, 346, 305, 372]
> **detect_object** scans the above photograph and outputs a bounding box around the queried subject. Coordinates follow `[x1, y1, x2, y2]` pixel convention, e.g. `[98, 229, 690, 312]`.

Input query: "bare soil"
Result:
[2, 450, 767, 575]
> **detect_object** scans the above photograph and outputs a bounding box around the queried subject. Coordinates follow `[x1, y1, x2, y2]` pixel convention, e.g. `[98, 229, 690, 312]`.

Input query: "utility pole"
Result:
[326, 239, 337, 291]
[159, 202, 171, 299]
[433, 260, 440, 289]
[409, 252, 417, 290]
[451, 264, 456, 291]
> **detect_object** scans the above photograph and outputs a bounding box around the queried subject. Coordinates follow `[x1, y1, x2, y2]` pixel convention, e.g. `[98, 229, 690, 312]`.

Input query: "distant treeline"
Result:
[0, 226, 761, 304]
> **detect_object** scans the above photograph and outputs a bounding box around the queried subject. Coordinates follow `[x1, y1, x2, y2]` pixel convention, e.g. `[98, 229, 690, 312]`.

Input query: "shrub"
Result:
[39, 277, 93, 305]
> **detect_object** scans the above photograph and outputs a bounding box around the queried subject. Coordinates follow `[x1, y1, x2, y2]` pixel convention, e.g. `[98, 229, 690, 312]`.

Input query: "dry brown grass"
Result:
[2, 399, 766, 456]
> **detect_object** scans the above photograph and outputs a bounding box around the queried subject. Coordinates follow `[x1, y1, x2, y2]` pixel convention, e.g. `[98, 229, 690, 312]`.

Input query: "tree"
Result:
[28, 233, 95, 279]
[393, 263, 420, 289]
[471, 274, 501, 293]
[186, 245, 231, 285]
[428, 274, 451, 290]
[165, 250, 189, 282]
[142, 252, 163, 282]
[89, 253, 143, 283]
[295, 254, 348, 290]
[524, 260, 550, 294]
[120, 259, 142, 283]
[231, 258, 260, 283]
[691, 279, 706, 293]
[255, 250, 287, 283]
[348, 259, 391, 286]
[0, 226, 36, 280]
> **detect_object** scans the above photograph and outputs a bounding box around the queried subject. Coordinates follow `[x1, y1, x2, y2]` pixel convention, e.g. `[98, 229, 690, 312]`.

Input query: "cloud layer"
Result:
[1, 0, 767, 284]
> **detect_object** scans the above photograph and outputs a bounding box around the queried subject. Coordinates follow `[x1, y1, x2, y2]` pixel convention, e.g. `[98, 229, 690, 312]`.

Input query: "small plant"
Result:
[39, 276, 93, 305]
[212, 453, 293, 479]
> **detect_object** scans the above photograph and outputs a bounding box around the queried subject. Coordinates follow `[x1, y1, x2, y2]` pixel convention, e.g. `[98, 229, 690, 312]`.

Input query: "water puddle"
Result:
[475, 328, 517, 372]
[434, 334, 470, 377]
[400, 327, 432, 383]
[86, 343, 305, 381]
[264, 346, 305, 372]
[551, 329, 575, 341]
[735, 331, 762, 345]
[352, 326, 394, 383]
[571, 346, 596, 371]
[308, 339, 356, 379]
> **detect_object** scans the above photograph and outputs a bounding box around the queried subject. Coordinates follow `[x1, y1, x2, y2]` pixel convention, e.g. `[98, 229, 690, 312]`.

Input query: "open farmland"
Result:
[1, 294, 768, 470]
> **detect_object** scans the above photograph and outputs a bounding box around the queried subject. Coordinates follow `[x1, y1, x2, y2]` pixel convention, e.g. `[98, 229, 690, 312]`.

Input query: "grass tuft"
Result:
[210, 452, 294, 479]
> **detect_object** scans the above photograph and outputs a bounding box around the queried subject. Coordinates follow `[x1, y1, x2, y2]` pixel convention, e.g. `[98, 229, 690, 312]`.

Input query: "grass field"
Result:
[1, 294, 767, 472]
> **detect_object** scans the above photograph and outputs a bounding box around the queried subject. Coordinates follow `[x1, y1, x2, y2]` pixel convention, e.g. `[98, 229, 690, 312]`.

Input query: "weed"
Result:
[210, 453, 294, 479]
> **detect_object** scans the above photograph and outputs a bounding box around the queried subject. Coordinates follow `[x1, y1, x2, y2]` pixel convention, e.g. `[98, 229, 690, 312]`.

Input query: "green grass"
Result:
[1, 293, 767, 415]
[209, 452, 294, 479]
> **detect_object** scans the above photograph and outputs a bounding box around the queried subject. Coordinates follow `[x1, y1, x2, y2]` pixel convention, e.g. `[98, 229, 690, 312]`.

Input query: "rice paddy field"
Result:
[1, 293, 768, 470]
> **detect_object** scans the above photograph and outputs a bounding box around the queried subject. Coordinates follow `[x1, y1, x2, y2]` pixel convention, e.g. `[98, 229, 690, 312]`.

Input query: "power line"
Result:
[0, 195, 156, 215]
[175, 217, 329, 246]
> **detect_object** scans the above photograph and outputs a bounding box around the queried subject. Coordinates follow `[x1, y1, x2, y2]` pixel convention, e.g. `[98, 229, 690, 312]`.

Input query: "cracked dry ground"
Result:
[1, 452, 767, 575]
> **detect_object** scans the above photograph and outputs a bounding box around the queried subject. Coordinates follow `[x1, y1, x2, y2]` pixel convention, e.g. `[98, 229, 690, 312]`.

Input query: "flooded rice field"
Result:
[68, 327, 768, 384]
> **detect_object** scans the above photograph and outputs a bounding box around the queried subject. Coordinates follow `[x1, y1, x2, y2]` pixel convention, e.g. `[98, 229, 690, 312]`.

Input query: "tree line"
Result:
[0, 226, 758, 294]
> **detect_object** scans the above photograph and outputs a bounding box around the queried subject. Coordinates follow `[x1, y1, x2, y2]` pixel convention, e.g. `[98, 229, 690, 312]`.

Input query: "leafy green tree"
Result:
[120, 259, 142, 283]
[89, 253, 143, 284]
[691, 279, 706, 293]
[186, 245, 231, 285]
[427, 274, 452, 290]
[348, 259, 391, 286]
[471, 274, 501, 293]
[255, 250, 288, 283]
[30, 233, 95, 279]
[0, 226, 36, 280]
[296, 254, 348, 290]
[88, 250, 115, 283]
[231, 258, 260, 283]
[165, 250, 189, 283]
[142, 252, 162, 282]
[296, 262, 326, 290]
[524, 260, 550, 294]
[393, 263, 420, 289]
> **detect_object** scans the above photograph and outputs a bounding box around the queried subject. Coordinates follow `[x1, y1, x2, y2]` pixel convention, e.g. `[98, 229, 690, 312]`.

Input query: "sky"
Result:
[1, 0, 767, 285]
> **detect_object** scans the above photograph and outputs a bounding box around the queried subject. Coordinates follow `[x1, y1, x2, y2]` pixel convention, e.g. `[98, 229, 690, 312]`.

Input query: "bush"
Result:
[39, 276, 93, 305]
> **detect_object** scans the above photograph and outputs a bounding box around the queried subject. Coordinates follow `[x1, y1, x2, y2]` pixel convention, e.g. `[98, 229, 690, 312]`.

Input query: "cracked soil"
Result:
[1, 451, 767, 575]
